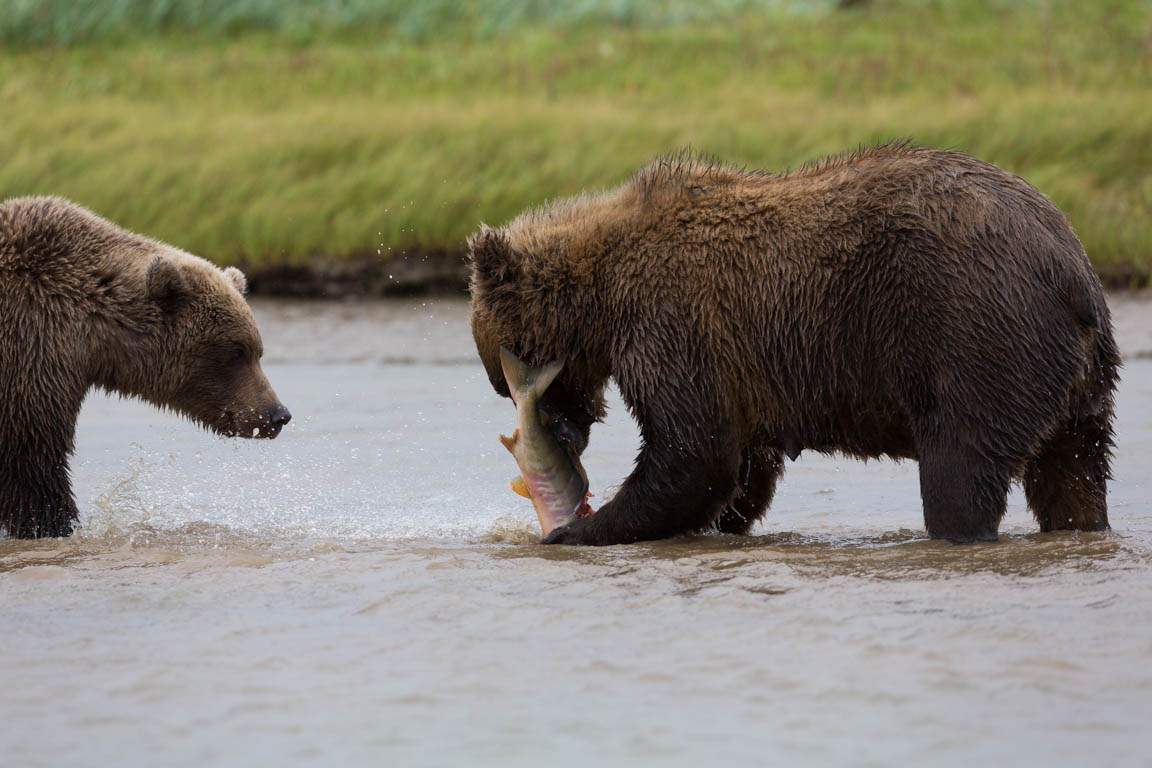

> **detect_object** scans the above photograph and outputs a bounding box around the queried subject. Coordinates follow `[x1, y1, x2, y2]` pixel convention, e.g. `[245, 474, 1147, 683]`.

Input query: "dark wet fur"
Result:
[468, 144, 1120, 546]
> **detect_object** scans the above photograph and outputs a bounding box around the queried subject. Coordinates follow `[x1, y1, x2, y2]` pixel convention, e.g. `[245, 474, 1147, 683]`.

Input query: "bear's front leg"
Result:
[0, 455, 79, 539]
[542, 437, 742, 546]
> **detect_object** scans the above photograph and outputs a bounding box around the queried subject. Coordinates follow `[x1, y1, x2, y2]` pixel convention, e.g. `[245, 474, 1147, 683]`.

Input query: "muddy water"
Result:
[3, 296, 1151, 767]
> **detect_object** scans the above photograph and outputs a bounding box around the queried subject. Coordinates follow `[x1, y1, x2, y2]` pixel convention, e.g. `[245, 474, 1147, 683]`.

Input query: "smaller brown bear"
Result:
[1, 197, 292, 539]
[468, 144, 1120, 546]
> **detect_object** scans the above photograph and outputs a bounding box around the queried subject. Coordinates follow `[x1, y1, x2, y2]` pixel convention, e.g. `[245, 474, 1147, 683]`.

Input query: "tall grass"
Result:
[0, 0, 1149, 284]
[1, 0, 834, 46]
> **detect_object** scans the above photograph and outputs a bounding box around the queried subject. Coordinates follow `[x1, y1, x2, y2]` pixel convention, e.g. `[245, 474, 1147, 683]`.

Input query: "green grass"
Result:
[1, 0, 835, 47]
[0, 0, 1149, 285]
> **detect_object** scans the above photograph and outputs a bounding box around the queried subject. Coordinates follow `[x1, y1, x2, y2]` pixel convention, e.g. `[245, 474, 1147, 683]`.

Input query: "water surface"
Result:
[3, 296, 1151, 767]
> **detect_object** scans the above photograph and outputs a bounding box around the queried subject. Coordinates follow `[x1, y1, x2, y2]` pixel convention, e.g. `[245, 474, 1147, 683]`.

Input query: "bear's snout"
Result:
[256, 403, 292, 439]
[229, 402, 292, 439]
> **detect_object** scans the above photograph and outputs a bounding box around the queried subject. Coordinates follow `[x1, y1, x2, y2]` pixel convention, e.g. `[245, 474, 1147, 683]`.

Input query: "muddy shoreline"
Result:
[242, 251, 1151, 298]
[244, 252, 470, 298]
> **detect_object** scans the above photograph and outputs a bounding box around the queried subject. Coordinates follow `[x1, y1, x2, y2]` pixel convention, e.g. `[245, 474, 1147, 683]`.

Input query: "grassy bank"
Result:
[1, 0, 1149, 289]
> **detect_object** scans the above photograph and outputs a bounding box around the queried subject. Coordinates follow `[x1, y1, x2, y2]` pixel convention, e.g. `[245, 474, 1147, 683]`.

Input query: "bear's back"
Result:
[0, 196, 143, 272]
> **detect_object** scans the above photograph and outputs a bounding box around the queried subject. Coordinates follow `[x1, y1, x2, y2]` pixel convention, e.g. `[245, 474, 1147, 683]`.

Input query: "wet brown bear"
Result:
[468, 144, 1119, 545]
[0, 197, 292, 539]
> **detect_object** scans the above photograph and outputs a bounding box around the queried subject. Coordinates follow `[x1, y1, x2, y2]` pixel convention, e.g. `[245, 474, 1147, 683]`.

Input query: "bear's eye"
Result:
[227, 344, 247, 364]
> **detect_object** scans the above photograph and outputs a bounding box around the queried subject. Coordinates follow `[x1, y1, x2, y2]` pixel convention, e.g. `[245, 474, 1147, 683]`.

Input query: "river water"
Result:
[3, 296, 1151, 767]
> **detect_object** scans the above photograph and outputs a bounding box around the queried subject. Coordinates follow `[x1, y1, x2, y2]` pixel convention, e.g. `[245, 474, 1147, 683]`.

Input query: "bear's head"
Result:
[111, 250, 291, 439]
[467, 225, 606, 456]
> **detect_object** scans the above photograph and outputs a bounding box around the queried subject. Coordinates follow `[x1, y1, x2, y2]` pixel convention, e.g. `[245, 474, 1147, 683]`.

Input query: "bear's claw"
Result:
[543, 519, 603, 545]
[540, 514, 610, 545]
[541, 524, 578, 545]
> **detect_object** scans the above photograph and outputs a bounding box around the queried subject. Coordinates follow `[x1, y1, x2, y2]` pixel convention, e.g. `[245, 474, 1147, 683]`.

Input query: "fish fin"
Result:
[509, 476, 532, 498]
[498, 429, 519, 453]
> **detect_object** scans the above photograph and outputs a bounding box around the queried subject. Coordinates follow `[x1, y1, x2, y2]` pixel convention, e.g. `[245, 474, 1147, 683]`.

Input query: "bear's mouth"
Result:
[215, 407, 289, 439]
[549, 418, 587, 456]
[243, 421, 284, 439]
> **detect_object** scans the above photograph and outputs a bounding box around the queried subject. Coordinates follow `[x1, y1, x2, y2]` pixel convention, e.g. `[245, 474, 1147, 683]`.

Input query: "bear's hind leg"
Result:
[715, 442, 785, 535]
[1022, 412, 1111, 532]
[917, 437, 1012, 542]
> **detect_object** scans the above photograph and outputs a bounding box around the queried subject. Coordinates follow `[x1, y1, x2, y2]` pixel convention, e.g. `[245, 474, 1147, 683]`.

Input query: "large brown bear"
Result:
[468, 144, 1119, 545]
[0, 197, 292, 539]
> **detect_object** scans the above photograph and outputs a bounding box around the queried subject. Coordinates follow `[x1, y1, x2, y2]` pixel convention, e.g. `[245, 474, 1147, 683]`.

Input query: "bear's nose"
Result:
[268, 404, 292, 428]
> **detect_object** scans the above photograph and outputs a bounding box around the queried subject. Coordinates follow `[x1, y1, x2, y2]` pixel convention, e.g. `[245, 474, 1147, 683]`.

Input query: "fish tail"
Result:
[499, 347, 564, 406]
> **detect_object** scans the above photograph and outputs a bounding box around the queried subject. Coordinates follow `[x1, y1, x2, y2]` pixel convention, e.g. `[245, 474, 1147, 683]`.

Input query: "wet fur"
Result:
[0, 197, 287, 539]
[468, 143, 1120, 545]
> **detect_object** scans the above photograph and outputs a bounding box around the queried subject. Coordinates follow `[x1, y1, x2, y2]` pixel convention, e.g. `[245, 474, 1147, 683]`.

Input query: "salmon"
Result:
[498, 347, 594, 536]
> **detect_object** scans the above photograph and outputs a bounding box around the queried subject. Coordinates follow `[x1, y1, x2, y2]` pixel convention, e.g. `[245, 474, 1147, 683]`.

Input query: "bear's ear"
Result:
[222, 266, 248, 295]
[146, 256, 187, 310]
[466, 224, 521, 290]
